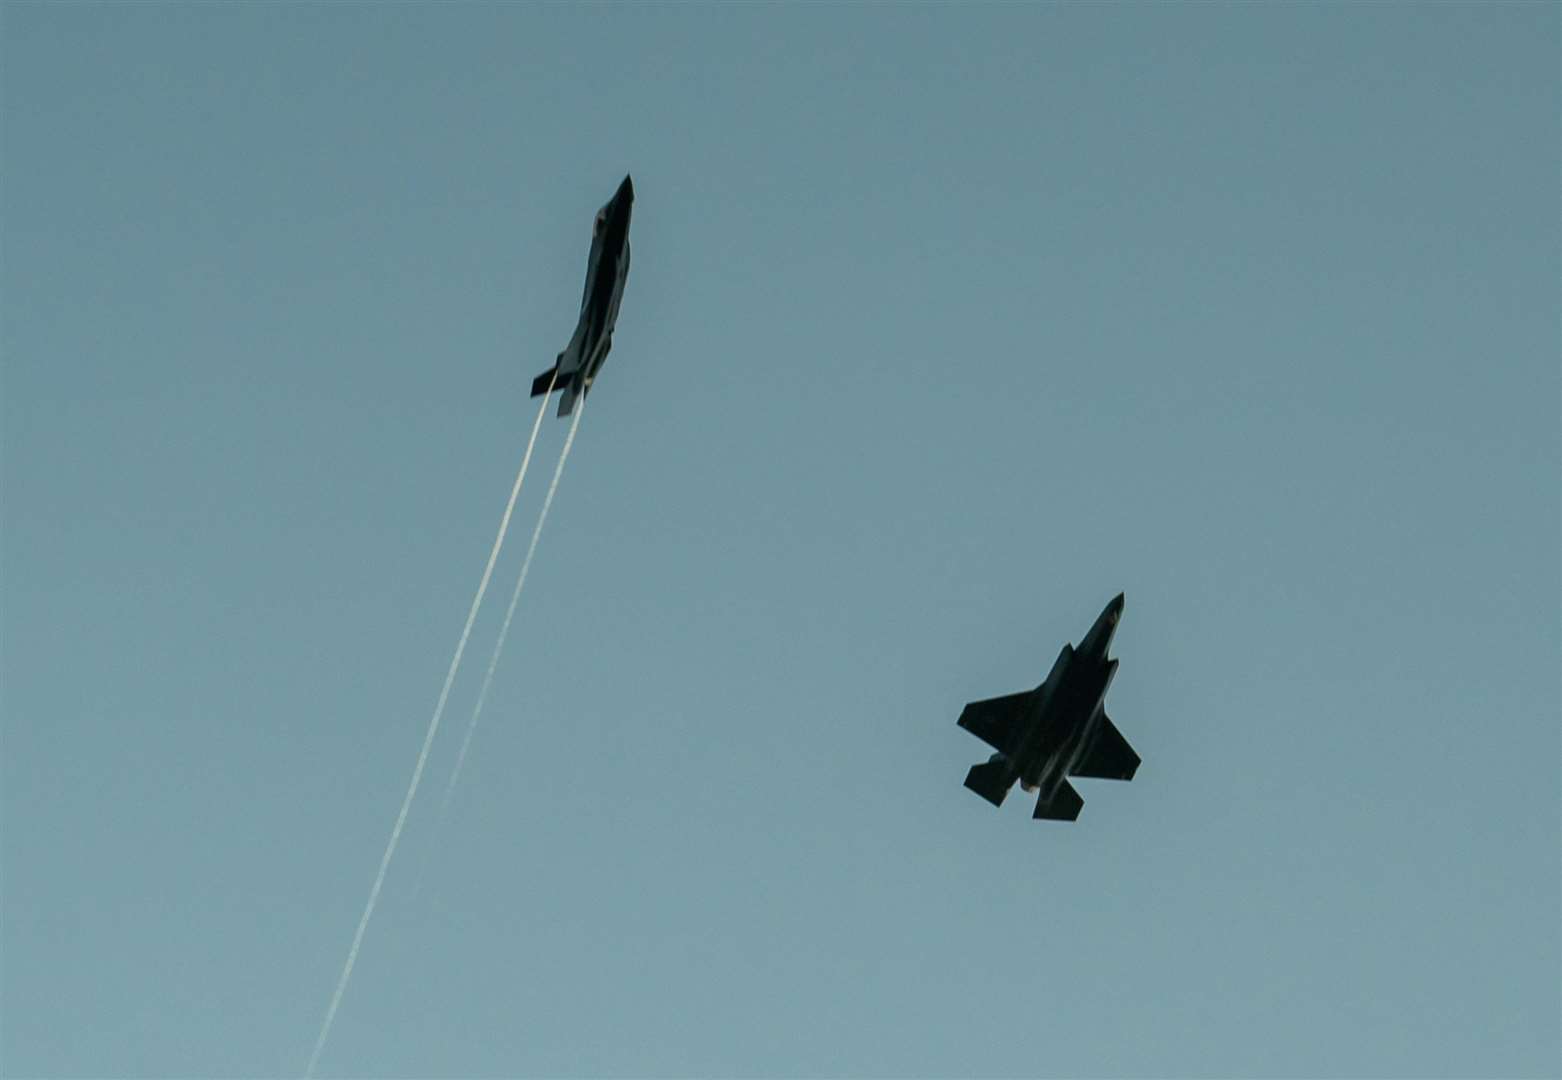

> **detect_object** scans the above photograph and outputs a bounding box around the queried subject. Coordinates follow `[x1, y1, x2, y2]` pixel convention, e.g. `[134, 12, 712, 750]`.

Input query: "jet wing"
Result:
[956, 691, 1030, 753]
[1071, 714, 1140, 781]
[579, 216, 606, 313]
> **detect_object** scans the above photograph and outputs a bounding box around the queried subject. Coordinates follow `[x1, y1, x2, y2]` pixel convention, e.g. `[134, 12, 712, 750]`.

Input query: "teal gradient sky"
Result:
[3, 4, 1558, 1077]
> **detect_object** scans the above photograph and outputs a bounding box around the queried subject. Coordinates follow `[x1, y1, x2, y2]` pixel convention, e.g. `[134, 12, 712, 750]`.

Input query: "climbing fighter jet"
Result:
[531, 174, 634, 417]
[957, 593, 1140, 821]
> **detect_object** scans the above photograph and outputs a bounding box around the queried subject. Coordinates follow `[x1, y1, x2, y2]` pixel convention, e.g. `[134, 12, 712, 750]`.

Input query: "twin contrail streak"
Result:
[439, 393, 588, 817]
[304, 375, 556, 1079]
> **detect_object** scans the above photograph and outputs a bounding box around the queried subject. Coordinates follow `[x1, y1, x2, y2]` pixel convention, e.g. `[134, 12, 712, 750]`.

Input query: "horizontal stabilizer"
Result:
[957, 691, 1030, 753]
[556, 379, 580, 417]
[963, 758, 1012, 808]
[1033, 780, 1083, 821]
[530, 366, 560, 398]
[1071, 715, 1140, 781]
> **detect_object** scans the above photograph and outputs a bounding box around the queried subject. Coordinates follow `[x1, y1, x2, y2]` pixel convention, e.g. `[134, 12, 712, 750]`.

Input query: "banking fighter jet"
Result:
[957, 593, 1140, 821]
[531, 174, 634, 417]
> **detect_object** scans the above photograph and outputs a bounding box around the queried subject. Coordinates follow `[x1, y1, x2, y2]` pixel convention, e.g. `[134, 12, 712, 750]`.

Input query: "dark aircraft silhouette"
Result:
[958, 593, 1140, 821]
[531, 174, 635, 417]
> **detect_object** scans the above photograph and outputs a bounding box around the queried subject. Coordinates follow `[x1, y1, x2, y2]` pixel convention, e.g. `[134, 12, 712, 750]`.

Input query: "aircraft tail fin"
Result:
[963, 757, 1012, 808]
[1033, 780, 1083, 821]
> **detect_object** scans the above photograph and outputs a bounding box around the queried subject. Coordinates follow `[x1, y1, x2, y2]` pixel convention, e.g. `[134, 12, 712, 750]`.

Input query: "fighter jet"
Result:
[531, 174, 635, 417]
[957, 593, 1140, 821]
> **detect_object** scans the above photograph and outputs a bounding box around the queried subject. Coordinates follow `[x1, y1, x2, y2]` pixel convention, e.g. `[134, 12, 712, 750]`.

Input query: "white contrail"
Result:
[304, 375, 556, 1079]
[438, 392, 588, 818]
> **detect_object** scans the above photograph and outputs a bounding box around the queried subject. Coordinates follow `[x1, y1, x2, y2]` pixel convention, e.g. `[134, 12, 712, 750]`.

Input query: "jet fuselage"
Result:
[1012, 645, 1119, 800]
[576, 175, 634, 380]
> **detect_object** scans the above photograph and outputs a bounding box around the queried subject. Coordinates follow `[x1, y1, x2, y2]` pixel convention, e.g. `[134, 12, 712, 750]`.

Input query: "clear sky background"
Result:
[2, 4, 1557, 1078]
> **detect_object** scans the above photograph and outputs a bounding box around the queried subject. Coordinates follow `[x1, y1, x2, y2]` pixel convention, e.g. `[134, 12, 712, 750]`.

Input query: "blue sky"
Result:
[3, 4, 1558, 1077]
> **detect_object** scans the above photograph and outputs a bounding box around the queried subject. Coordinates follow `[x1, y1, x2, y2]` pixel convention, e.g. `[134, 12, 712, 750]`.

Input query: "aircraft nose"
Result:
[618, 174, 634, 201]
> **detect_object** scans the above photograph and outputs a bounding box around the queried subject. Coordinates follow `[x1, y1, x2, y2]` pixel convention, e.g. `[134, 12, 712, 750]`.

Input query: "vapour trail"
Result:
[304, 374, 556, 1079]
[438, 392, 588, 817]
